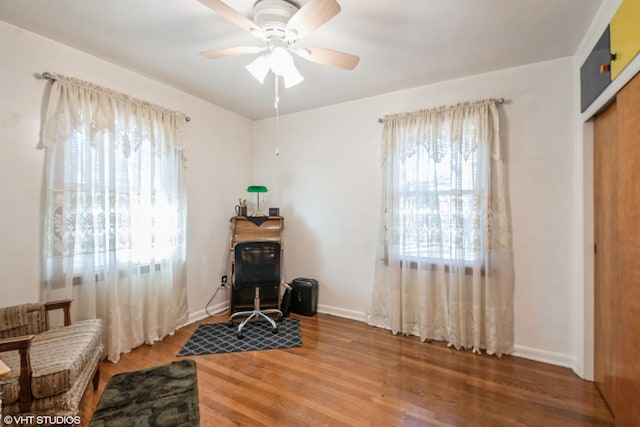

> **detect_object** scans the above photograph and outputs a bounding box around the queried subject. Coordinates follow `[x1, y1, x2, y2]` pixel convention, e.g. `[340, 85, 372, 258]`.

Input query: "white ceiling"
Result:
[0, 0, 602, 120]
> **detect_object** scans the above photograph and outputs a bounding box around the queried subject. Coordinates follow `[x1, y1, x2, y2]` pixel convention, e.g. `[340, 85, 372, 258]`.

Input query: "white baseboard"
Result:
[185, 302, 228, 325]
[511, 345, 577, 371]
[186, 303, 366, 323]
[317, 304, 367, 322]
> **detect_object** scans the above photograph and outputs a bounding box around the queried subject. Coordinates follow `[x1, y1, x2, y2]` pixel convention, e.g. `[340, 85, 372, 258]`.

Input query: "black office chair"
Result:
[228, 241, 283, 338]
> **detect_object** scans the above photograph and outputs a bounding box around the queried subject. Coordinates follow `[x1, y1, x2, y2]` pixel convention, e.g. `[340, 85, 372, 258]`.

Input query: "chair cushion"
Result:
[0, 319, 103, 404]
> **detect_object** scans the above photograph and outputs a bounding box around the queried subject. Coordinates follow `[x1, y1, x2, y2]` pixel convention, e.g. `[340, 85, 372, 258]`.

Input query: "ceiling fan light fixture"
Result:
[269, 47, 292, 73]
[269, 47, 304, 88]
[245, 55, 270, 83]
[280, 63, 304, 88]
[245, 47, 304, 88]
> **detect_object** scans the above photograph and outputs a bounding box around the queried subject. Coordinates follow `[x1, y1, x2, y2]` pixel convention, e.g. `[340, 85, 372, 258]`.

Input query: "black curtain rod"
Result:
[377, 98, 506, 123]
[39, 72, 191, 122]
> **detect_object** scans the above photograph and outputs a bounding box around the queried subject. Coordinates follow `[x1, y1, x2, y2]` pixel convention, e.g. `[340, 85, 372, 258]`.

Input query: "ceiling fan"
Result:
[198, 0, 360, 88]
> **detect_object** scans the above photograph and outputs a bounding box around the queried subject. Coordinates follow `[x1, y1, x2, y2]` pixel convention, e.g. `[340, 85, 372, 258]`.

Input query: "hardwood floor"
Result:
[78, 314, 613, 426]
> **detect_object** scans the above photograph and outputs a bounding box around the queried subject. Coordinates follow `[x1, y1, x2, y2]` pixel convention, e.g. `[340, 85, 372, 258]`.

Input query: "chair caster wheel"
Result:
[237, 333, 244, 339]
[271, 328, 278, 334]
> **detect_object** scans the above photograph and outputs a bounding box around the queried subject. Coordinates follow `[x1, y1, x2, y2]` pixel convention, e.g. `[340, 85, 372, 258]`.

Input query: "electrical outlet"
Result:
[221, 275, 228, 285]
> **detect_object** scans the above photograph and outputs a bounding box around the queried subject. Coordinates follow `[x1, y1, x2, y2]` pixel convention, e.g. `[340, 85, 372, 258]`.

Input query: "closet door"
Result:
[614, 71, 640, 427]
[594, 71, 640, 426]
[593, 100, 618, 414]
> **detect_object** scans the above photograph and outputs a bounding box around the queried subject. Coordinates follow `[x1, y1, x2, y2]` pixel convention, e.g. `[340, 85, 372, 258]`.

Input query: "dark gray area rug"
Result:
[90, 359, 199, 427]
[178, 318, 302, 356]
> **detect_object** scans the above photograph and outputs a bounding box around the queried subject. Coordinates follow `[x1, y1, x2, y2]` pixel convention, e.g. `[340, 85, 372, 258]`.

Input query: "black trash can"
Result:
[290, 277, 318, 316]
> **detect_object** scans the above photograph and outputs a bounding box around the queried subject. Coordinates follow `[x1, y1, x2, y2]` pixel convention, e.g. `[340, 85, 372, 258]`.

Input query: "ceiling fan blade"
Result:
[286, 0, 341, 39]
[200, 46, 264, 59]
[294, 46, 359, 70]
[198, 0, 259, 34]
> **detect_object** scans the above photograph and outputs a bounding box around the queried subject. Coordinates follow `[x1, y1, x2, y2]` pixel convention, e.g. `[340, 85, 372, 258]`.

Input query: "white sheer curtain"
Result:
[367, 99, 515, 356]
[41, 74, 189, 362]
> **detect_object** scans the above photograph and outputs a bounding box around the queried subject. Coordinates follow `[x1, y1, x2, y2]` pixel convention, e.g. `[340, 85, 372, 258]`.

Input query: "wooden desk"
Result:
[0, 359, 10, 378]
[229, 216, 284, 247]
[228, 216, 284, 313]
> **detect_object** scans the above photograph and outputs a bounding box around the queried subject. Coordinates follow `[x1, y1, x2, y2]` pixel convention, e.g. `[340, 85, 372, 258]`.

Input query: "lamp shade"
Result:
[270, 47, 304, 88]
[245, 55, 270, 84]
[247, 186, 268, 216]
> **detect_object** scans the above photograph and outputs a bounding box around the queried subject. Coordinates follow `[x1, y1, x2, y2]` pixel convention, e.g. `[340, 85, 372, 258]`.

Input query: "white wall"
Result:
[0, 21, 253, 318]
[254, 57, 579, 367]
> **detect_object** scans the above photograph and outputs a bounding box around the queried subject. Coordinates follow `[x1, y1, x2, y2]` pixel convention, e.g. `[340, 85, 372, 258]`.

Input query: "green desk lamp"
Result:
[247, 185, 268, 216]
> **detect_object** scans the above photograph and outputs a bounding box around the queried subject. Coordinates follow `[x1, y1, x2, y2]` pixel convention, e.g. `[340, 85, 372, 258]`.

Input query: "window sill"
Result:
[383, 257, 486, 276]
[72, 263, 163, 285]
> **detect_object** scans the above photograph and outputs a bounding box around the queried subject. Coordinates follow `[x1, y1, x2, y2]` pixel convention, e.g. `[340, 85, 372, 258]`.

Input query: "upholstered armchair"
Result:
[0, 300, 104, 418]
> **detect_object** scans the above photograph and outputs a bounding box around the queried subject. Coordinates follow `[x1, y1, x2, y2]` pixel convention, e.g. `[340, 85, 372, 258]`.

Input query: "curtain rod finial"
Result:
[35, 72, 56, 82]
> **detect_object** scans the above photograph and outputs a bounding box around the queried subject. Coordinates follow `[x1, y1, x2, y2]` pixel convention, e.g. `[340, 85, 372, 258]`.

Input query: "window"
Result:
[52, 122, 182, 274]
[396, 124, 483, 264]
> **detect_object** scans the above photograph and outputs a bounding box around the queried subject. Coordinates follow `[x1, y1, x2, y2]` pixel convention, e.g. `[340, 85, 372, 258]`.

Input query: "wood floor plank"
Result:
[78, 314, 613, 426]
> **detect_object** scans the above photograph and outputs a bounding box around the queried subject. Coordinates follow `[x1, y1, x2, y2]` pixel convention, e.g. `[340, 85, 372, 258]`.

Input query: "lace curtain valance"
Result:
[41, 73, 189, 164]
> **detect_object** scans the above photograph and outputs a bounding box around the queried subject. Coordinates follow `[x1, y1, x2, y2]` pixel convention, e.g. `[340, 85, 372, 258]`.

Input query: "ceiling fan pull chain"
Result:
[275, 76, 280, 156]
[274, 75, 280, 110]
